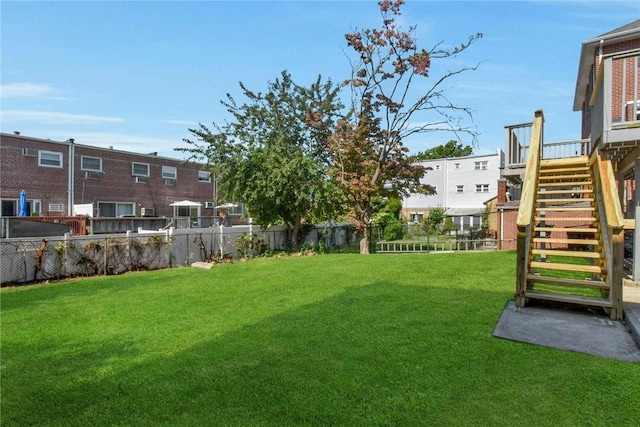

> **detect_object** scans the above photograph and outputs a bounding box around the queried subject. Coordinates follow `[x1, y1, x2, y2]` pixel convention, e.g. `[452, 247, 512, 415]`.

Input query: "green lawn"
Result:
[2, 252, 639, 426]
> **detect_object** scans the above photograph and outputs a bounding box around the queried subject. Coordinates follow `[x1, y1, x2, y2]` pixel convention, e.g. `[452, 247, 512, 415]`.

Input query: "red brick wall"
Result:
[73, 145, 214, 217]
[1, 134, 70, 216]
[1, 134, 215, 218]
[493, 206, 597, 251]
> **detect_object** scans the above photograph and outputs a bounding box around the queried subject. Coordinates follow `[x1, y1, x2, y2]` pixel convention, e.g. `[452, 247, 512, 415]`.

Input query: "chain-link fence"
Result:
[1, 223, 360, 286]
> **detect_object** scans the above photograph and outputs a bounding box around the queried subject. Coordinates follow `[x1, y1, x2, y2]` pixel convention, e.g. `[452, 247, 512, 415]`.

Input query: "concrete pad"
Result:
[191, 261, 214, 270]
[493, 301, 640, 363]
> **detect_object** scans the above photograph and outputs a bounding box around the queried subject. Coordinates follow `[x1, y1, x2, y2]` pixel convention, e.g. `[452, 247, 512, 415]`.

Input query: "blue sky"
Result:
[2, 0, 639, 158]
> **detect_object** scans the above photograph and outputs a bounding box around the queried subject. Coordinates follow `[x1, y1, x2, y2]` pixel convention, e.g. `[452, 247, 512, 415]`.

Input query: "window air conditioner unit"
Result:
[84, 171, 100, 179]
[165, 178, 176, 186]
[135, 176, 147, 183]
[205, 202, 214, 208]
[22, 148, 37, 157]
[141, 207, 155, 217]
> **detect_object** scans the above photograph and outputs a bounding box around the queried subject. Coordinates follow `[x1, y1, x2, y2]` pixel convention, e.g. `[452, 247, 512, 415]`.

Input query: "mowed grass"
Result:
[2, 252, 639, 426]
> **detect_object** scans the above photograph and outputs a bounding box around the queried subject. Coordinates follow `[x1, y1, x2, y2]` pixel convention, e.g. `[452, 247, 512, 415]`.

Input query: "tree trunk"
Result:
[359, 234, 370, 254]
[291, 213, 301, 252]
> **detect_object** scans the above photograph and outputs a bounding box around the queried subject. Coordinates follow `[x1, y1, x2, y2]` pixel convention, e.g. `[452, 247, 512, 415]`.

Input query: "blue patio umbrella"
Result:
[18, 190, 28, 217]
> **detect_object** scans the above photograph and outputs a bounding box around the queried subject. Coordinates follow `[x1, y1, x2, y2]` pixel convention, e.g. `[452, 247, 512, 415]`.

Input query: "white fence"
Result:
[0, 224, 356, 286]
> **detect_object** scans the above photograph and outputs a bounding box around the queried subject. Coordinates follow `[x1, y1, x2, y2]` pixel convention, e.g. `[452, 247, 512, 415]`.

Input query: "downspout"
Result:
[598, 39, 603, 63]
[68, 140, 75, 215]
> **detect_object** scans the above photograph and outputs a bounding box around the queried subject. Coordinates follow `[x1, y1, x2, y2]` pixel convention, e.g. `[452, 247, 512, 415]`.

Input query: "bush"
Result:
[383, 221, 404, 241]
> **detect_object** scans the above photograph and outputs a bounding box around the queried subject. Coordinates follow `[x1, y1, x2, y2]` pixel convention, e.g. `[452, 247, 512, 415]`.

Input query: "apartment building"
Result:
[401, 149, 504, 232]
[0, 132, 219, 219]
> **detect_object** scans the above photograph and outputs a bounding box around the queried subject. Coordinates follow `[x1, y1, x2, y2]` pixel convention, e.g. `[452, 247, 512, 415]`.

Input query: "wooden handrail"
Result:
[592, 150, 624, 229]
[516, 110, 544, 227]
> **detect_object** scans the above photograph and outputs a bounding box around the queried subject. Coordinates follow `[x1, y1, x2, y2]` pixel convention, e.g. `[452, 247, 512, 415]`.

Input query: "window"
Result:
[49, 203, 64, 212]
[39, 151, 62, 168]
[456, 185, 464, 193]
[97, 202, 135, 217]
[434, 164, 441, 171]
[454, 163, 460, 170]
[475, 184, 490, 193]
[81, 156, 102, 172]
[198, 171, 212, 182]
[474, 161, 488, 170]
[162, 166, 177, 179]
[132, 162, 150, 177]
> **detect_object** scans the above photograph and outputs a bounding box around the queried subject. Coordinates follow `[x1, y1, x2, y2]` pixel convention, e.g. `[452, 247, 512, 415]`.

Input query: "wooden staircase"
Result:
[515, 110, 625, 320]
[521, 156, 614, 311]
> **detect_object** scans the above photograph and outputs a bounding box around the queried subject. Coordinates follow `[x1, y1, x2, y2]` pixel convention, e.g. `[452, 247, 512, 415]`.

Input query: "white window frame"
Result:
[81, 156, 102, 172]
[162, 166, 177, 179]
[456, 185, 464, 193]
[198, 170, 212, 182]
[97, 202, 135, 217]
[434, 164, 441, 171]
[132, 162, 150, 177]
[475, 184, 490, 193]
[38, 150, 63, 168]
[474, 161, 488, 170]
[48, 203, 64, 212]
[454, 163, 460, 170]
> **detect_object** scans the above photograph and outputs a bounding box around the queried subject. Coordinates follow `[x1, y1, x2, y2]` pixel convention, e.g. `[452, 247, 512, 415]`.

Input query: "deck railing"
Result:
[515, 110, 544, 306]
[590, 148, 625, 318]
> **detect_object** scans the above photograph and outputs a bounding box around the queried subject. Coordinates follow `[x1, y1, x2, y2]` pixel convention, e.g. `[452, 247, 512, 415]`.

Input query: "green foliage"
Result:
[235, 233, 268, 258]
[426, 207, 446, 232]
[329, 1, 480, 253]
[179, 71, 344, 250]
[441, 217, 458, 234]
[482, 204, 491, 231]
[415, 140, 474, 160]
[383, 220, 404, 241]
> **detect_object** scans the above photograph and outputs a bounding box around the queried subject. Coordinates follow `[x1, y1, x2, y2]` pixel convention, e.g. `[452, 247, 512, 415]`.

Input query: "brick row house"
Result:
[0, 132, 227, 220]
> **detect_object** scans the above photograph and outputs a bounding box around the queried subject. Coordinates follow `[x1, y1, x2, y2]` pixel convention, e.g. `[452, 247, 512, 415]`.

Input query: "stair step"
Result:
[538, 173, 591, 181]
[540, 157, 589, 167]
[538, 180, 592, 187]
[523, 290, 612, 308]
[534, 217, 596, 222]
[526, 274, 609, 289]
[538, 189, 592, 195]
[536, 198, 594, 205]
[536, 207, 594, 212]
[532, 249, 601, 258]
[533, 237, 599, 245]
[534, 227, 597, 233]
[530, 261, 603, 274]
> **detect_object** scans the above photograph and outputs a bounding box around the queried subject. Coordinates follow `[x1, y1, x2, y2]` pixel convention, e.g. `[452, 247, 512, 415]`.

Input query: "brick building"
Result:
[0, 132, 223, 219]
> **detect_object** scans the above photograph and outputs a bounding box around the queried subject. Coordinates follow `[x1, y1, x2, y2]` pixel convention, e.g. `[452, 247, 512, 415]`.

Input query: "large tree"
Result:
[415, 140, 473, 160]
[178, 71, 343, 250]
[328, 0, 482, 253]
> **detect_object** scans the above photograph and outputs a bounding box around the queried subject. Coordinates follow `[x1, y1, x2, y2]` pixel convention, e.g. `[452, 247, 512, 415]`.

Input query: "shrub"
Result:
[383, 220, 404, 241]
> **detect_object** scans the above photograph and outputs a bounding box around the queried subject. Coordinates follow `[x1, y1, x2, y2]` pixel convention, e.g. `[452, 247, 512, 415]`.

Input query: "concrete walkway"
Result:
[492, 285, 640, 363]
[623, 284, 640, 347]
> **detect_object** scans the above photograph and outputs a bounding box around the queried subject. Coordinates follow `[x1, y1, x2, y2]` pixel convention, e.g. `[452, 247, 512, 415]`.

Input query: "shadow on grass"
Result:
[4, 280, 638, 426]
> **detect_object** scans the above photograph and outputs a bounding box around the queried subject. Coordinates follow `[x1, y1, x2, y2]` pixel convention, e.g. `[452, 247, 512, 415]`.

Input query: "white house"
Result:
[402, 149, 504, 232]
